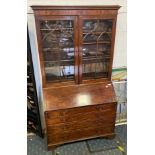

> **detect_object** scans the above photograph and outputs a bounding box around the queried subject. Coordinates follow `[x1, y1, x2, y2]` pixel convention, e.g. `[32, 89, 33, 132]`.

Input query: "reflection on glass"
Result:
[40, 20, 74, 82]
[82, 19, 113, 79]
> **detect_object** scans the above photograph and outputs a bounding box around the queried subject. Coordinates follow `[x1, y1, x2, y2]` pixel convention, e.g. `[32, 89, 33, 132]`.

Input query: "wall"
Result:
[27, 0, 127, 129]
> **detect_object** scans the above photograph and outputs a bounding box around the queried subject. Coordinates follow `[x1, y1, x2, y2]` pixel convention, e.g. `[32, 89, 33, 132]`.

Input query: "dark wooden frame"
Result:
[32, 5, 120, 88]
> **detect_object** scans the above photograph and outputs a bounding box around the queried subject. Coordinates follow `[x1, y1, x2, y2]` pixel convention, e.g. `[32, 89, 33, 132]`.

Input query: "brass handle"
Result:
[59, 115, 65, 121]
[94, 120, 102, 125]
[63, 124, 68, 131]
[96, 113, 101, 118]
[62, 134, 69, 140]
[61, 135, 65, 140]
[97, 122, 103, 126]
[60, 111, 65, 116]
[65, 135, 69, 139]
[99, 106, 104, 110]
[96, 105, 100, 110]
[96, 129, 101, 134]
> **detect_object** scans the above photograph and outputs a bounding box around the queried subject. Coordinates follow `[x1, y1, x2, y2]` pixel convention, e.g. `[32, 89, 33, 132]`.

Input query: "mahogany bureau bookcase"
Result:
[32, 5, 120, 150]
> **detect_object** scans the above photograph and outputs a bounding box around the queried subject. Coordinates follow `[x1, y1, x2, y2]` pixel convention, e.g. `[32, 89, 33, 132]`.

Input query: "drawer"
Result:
[47, 118, 115, 135]
[48, 124, 114, 144]
[45, 103, 116, 125]
[65, 103, 116, 115]
[46, 109, 116, 125]
[46, 103, 116, 119]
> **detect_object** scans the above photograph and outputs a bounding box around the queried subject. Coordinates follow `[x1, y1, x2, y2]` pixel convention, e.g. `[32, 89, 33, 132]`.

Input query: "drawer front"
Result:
[46, 103, 116, 118]
[48, 124, 114, 144]
[47, 116, 115, 135]
[45, 103, 116, 125]
[46, 110, 115, 125]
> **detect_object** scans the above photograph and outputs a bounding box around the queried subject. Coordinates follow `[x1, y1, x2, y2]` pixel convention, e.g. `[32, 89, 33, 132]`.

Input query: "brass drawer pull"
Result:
[63, 126, 66, 130]
[60, 111, 65, 116]
[59, 116, 65, 121]
[62, 135, 69, 140]
[95, 129, 101, 134]
[96, 105, 100, 110]
[94, 120, 103, 125]
[63, 124, 68, 131]
[96, 113, 102, 118]
[61, 135, 65, 140]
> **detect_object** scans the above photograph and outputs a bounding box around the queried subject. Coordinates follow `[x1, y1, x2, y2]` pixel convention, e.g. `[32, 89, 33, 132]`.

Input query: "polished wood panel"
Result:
[43, 82, 117, 111]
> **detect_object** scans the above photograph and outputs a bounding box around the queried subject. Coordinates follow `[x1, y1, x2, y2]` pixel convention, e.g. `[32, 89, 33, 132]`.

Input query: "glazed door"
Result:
[35, 16, 78, 87]
[79, 16, 116, 83]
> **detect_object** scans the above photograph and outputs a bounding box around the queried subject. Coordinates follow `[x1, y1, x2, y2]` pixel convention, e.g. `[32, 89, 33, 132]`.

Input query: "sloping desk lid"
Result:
[43, 81, 117, 111]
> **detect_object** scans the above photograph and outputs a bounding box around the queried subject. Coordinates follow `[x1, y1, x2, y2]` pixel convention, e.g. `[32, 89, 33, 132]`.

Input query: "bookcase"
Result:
[32, 5, 120, 150]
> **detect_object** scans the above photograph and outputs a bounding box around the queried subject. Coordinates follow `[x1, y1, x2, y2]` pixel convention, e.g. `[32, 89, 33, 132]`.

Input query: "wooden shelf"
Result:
[82, 72, 108, 79]
[43, 48, 74, 52]
[83, 31, 112, 35]
[40, 27, 73, 31]
[83, 55, 110, 59]
[44, 59, 74, 62]
[46, 74, 74, 83]
[44, 56, 110, 63]
[44, 59, 74, 66]
[83, 41, 111, 45]
[83, 57, 110, 64]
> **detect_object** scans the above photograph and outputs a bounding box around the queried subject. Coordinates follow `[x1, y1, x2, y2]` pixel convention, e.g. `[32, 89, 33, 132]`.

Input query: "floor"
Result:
[27, 124, 127, 155]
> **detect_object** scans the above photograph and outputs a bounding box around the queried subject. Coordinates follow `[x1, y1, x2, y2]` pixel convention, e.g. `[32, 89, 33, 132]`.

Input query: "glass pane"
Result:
[40, 20, 74, 83]
[82, 19, 112, 79]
